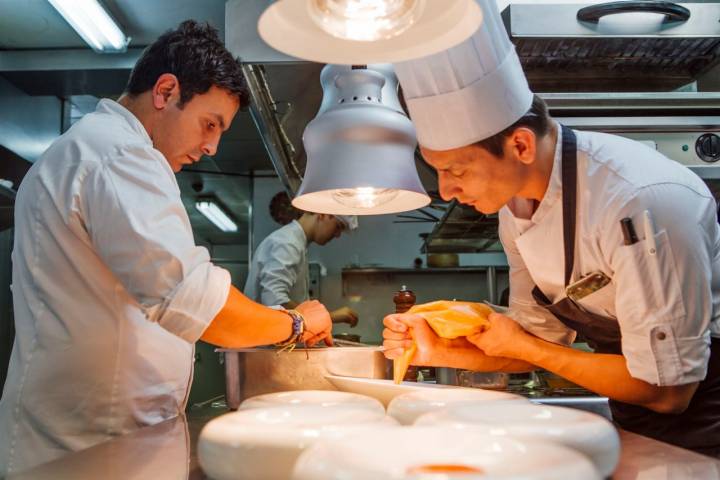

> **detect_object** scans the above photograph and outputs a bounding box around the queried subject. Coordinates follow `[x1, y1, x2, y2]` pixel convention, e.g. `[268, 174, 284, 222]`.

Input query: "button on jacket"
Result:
[0, 99, 231, 475]
[500, 125, 720, 386]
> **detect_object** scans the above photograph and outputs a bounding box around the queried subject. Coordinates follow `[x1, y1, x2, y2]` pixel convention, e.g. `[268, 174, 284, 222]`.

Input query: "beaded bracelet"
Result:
[275, 309, 305, 348]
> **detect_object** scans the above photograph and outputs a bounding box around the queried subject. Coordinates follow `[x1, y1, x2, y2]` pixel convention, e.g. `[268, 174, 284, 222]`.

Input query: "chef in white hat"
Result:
[383, 0, 720, 456]
[244, 192, 360, 327]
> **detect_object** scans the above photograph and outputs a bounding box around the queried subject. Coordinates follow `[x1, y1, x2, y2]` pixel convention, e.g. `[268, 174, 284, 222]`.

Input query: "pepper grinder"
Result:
[393, 285, 416, 314]
[393, 285, 418, 382]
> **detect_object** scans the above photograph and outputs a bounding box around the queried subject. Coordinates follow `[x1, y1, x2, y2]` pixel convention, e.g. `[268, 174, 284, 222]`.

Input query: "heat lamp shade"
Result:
[257, 0, 483, 64]
[293, 104, 429, 215]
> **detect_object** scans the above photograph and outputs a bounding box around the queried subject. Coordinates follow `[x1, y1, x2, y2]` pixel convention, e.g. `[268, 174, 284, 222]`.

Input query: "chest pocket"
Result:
[574, 279, 617, 319]
[613, 228, 686, 322]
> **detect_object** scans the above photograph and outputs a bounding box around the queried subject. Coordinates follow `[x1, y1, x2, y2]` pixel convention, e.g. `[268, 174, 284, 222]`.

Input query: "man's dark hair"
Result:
[269, 191, 304, 226]
[476, 95, 551, 157]
[125, 20, 249, 108]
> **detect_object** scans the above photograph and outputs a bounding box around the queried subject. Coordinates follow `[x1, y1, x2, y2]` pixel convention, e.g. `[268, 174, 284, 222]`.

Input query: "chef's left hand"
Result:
[467, 312, 533, 359]
[297, 300, 333, 347]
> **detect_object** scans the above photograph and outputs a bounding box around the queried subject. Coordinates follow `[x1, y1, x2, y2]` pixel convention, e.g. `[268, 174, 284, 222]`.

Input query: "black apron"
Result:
[531, 125, 720, 457]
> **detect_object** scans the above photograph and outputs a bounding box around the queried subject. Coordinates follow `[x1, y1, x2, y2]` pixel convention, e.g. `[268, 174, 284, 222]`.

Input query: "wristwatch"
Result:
[275, 309, 305, 347]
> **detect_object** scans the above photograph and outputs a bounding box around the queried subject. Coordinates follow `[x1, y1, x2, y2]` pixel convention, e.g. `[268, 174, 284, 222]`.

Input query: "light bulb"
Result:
[332, 187, 399, 209]
[308, 0, 424, 42]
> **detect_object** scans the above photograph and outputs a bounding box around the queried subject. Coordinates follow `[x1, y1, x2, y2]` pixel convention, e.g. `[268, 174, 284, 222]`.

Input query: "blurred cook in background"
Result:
[245, 192, 360, 327]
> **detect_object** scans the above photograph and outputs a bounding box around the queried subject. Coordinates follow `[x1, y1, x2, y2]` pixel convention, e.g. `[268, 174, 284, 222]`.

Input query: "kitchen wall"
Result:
[251, 176, 509, 344]
[0, 76, 61, 162]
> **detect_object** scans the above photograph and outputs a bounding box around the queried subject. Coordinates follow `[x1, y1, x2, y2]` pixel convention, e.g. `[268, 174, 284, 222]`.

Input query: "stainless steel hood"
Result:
[503, 2, 720, 91]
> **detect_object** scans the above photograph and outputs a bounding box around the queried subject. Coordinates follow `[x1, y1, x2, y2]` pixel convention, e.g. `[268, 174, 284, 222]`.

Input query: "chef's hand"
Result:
[383, 313, 468, 366]
[331, 306, 359, 327]
[296, 300, 333, 347]
[467, 312, 532, 359]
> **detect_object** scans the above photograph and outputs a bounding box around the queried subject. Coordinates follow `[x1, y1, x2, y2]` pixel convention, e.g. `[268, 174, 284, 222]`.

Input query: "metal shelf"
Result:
[421, 201, 502, 254]
[342, 266, 503, 275]
[341, 265, 508, 304]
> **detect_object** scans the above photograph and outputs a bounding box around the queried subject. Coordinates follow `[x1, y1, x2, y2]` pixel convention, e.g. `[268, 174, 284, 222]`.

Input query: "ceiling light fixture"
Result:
[257, 0, 482, 64]
[292, 64, 430, 215]
[195, 200, 238, 233]
[48, 0, 130, 53]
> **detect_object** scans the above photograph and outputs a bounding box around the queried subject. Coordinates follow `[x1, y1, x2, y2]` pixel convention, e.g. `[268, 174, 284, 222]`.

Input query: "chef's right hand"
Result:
[296, 300, 333, 347]
[383, 314, 442, 366]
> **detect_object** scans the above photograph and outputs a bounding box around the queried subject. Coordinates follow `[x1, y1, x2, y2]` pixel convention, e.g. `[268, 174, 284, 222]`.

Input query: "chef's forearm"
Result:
[518, 336, 698, 413]
[201, 285, 292, 348]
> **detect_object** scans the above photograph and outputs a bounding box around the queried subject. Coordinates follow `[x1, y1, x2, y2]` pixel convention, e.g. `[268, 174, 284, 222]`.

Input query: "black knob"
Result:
[696, 133, 720, 163]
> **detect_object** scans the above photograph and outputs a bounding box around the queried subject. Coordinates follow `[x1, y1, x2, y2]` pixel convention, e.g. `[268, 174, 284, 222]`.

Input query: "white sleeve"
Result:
[604, 183, 717, 386]
[257, 238, 304, 306]
[499, 209, 577, 345]
[82, 146, 231, 343]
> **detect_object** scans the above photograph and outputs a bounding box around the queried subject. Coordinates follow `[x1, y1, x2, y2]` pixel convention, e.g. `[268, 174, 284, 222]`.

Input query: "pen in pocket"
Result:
[620, 217, 639, 245]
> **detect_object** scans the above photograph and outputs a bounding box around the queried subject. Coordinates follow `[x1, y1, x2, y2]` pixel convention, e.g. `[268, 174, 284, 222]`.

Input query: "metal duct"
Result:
[503, 2, 720, 92]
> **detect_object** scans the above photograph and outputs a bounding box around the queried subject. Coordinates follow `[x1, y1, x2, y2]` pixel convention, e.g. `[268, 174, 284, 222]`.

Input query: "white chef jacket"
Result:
[500, 124, 720, 387]
[243, 220, 309, 306]
[0, 99, 231, 475]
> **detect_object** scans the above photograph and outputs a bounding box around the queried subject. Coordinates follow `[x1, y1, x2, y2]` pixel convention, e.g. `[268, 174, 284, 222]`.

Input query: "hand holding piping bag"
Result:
[385, 301, 493, 383]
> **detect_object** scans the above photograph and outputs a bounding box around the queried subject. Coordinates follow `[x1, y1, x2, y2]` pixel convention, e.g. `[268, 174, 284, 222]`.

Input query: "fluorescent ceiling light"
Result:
[48, 0, 130, 53]
[195, 201, 238, 233]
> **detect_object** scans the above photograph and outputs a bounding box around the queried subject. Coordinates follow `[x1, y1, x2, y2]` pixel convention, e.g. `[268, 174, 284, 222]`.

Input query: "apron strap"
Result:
[561, 125, 578, 286]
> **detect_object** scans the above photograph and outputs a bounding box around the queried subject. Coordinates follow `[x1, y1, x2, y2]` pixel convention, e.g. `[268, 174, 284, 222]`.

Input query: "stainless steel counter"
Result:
[9, 404, 720, 480]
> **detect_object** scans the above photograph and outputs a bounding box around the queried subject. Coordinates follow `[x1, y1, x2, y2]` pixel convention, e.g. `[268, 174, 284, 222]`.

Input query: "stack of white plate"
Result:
[416, 402, 620, 477]
[292, 426, 601, 479]
[239, 389, 385, 415]
[387, 388, 527, 425]
[198, 404, 398, 480]
[325, 375, 460, 407]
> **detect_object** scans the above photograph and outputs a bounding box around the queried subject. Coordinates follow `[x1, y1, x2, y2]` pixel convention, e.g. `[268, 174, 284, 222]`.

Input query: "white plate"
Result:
[198, 405, 398, 480]
[388, 388, 527, 425]
[325, 375, 459, 407]
[292, 426, 601, 479]
[240, 389, 385, 415]
[416, 402, 620, 478]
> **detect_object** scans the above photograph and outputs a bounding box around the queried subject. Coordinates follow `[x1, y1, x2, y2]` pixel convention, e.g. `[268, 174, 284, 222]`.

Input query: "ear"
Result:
[151, 73, 181, 110]
[506, 127, 537, 166]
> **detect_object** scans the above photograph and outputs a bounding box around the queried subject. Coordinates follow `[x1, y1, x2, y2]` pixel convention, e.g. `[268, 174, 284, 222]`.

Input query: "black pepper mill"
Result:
[393, 285, 416, 314]
[393, 285, 418, 382]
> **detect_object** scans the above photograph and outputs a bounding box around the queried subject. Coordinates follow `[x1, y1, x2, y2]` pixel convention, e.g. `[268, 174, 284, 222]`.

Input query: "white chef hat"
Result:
[335, 215, 358, 231]
[393, 0, 533, 151]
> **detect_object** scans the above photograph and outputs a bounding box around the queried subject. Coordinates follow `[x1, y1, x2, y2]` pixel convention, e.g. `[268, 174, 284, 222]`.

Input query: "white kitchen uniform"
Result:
[0, 99, 231, 475]
[500, 124, 720, 386]
[243, 220, 309, 306]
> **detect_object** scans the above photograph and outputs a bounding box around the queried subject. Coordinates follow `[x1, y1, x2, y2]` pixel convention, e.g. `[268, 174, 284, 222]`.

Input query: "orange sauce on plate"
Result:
[407, 464, 484, 475]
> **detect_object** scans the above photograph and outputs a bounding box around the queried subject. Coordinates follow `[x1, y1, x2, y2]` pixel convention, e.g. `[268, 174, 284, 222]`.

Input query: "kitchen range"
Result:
[2, 0, 720, 479]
